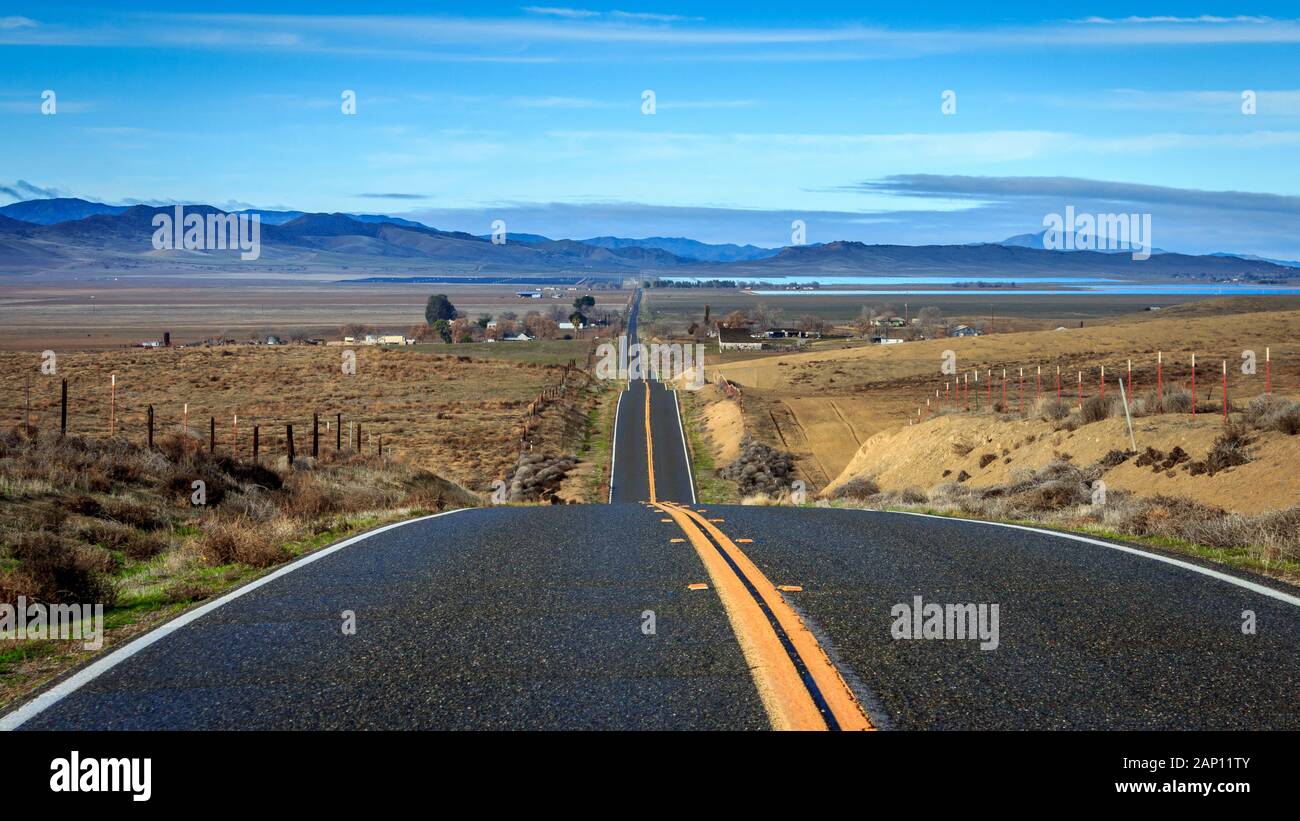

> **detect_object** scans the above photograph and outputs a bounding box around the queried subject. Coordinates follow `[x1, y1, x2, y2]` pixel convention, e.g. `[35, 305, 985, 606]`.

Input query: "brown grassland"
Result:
[0, 340, 617, 710]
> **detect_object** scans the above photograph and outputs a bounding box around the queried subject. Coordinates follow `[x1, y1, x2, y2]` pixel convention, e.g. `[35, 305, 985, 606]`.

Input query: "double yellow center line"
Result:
[643, 380, 656, 503]
[654, 500, 874, 731]
[641, 373, 868, 729]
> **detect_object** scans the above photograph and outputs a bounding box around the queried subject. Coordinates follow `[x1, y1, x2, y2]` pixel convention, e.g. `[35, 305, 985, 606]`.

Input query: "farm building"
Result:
[718, 327, 764, 351]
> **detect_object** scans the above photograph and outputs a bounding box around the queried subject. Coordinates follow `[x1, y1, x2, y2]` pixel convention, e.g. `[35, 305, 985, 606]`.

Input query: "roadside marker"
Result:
[687, 583, 709, 591]
[736, 538, 754, 543]
[670, 537, 686, 543]
[778, 585, 804, 592]
[660, 518, 673, 522]
[709, 518, 725, 523]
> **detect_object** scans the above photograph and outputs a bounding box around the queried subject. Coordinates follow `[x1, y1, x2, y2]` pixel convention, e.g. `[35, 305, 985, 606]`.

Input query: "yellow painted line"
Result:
[654, 502, 827, 730]
[660, 518, 673, 522]
[670, 538, 686, 543]
[778, 585, 804, 592]
[687, 583, 709, 590]
[709, 518, 725, 523]
[736, 538, 754, 544]
[644, 382, 656, 503]
[661, 502, 874, 732]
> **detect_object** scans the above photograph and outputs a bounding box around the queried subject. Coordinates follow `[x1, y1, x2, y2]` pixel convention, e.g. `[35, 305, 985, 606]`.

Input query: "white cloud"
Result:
[522, 6, 600, 19]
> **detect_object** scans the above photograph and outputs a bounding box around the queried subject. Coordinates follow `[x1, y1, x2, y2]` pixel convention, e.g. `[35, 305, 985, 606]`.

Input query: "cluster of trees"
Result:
[408, 293, 609, 343]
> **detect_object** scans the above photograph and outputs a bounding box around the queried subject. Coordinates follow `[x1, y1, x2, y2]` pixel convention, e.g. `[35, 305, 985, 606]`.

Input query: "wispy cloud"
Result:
[0, 180, 63, 201]
[523, 6, 601, 19]
[355, 192, 431, 200]
[855, 174, 1300, 216]
[7, 12, 1300, 61]
[0, 16, 37, 29]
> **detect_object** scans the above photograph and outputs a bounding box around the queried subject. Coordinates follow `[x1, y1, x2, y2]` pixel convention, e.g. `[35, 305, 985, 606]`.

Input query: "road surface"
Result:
[4, 292, 1299, 731]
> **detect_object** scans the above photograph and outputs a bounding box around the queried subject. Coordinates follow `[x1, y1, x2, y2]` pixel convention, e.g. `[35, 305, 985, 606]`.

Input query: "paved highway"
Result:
[5, 292, 1298, 731]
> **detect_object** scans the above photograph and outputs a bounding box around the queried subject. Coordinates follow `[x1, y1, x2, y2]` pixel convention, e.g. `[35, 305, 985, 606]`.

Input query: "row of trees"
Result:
[410, 293, 608, 343]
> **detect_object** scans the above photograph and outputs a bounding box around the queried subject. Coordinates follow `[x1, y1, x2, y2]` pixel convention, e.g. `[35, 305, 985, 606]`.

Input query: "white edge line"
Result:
[879, 508, 1300, 608]
[672, 389, 698, 504]
[608, 386, 625, 503]
[0, 508, 473, 731]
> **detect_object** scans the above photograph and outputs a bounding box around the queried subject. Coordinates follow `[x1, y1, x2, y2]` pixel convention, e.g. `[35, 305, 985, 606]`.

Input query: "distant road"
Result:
[609, 290, 696, 504]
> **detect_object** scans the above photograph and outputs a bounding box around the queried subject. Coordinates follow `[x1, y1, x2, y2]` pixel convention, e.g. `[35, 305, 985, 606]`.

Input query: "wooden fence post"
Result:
[312, 412, 319, 458]
[147, 405, 154, 448]
[60, 379, 67, 436]
[253, 425, 260, 463]
[287, 423, 295, 463]
[210, 417, 216, 452]
[336, 413, 342, 450]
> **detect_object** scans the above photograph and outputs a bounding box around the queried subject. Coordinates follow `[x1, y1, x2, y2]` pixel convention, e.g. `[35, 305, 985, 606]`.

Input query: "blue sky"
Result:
[3, 2, 1300, 256]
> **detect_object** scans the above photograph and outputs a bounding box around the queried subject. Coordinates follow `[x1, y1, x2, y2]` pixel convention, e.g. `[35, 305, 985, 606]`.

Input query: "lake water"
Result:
[748, 285, 1300, 296]
[657, 274, 1300, 296]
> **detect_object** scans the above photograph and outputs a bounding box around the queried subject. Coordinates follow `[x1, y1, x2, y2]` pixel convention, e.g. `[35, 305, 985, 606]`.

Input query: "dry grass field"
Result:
[0, 345, 590, 493]
[0, 338, 617, 709]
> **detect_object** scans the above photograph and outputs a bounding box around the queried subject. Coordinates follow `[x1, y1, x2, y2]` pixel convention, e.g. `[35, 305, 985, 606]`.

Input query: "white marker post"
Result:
[1118, 378, 1137, 452]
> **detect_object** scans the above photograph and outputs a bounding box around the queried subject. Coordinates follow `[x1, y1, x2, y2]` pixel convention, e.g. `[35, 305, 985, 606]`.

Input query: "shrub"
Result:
[1202, 422, 1252, 475]
[1162, 386, 1193, 414]
[2, 532, 117, 605]
[832, 476, 880, 500]
[199, 515, 288, 567]
[1244, 395, 1300, 435]
[1035, 397, 1071, 421]
[1080, 394, 1112, 424]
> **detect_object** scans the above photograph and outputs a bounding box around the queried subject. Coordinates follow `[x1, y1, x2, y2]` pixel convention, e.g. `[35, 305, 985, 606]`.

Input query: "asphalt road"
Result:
[5, 291, 1299, 731]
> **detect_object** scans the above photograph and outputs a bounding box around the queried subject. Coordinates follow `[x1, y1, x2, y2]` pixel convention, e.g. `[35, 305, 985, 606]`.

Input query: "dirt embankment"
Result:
[824, 411, 1300, 514]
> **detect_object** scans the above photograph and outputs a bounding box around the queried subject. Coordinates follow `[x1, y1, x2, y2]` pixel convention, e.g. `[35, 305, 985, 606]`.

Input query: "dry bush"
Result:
[832, 476, 880, 500]
[199, 515, 290, 567]
[1034, 397, 1071, 421]
[1202, 422, 1252, 475]
[1, 532, 117, 605]
[1244, 394, 1300, 435]
[1080, 394, 1113, 424]
[1162, 386, 1193, 413]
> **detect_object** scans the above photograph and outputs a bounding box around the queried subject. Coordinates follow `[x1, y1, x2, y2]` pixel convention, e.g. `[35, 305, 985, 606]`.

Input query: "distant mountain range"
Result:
[0, 197, 1296, 280]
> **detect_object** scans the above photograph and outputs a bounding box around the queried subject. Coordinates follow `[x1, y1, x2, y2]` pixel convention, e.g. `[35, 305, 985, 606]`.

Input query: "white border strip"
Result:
[880, 508, 1300, 608]
[671, 389, 698, 504]
[607, 387, 626, 503]
[0, 508, 473, 731]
